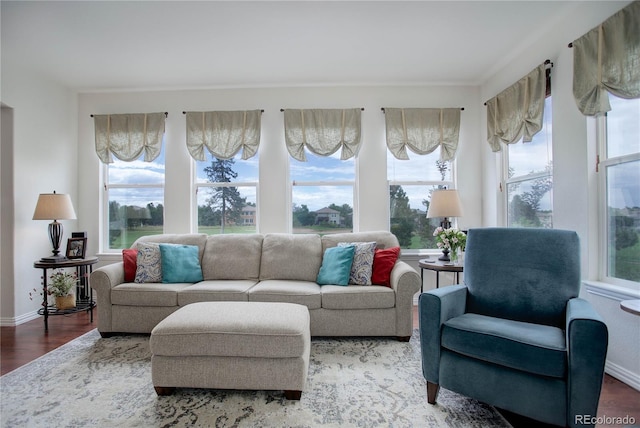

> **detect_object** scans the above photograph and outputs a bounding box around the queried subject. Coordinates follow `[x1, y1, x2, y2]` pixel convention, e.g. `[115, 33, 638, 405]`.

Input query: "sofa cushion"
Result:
[371, 246, 401, 287]
[122, 249, 138, 282]
[111, 282, 191, 306]
[338, 241, 376, 285]
[317, 245, 356, 286]
[159, 244, 204, 283]
[201, 234, 263, 281]
[134, 243, 162, 283]
[248, 280, 321, 310]
[177, 280, 256, 305]
[321, 285, 395, 309]
[259, 234, 322, 282]
[441, 313, 567, 378]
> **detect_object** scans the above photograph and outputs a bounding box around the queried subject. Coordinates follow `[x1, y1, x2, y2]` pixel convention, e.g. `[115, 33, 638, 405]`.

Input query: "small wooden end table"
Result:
[33, 256, 98, 332]
[418, 258, 463, 292]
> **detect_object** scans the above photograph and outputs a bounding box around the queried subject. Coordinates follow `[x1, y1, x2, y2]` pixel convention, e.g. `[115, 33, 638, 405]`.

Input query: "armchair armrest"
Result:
[418, 284, 467, 383]
[565, 297, 608, 428]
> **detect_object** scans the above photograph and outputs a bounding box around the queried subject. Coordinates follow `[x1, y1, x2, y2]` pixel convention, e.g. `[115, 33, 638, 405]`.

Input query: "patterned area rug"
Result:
[1, 329, 511, 427]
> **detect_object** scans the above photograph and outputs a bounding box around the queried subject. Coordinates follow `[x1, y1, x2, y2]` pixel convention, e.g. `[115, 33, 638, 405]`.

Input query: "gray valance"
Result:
[284, 108, 362, 162]
[94, 113, 166, 164]
[186, 110, 261, 161]
[572, 1, 640, 116]
[486, 63, 547, 152]
[384, 108, 461, 161]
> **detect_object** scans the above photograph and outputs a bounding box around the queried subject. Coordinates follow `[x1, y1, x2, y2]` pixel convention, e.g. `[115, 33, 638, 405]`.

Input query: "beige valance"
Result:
[94, 113, 166, 164]
[384, 108, 461, 161]
[186, 110, 261, 161]
[284, 108, 362, 162]
[486, 63, 547, 152]
[572, 1, 640, 116]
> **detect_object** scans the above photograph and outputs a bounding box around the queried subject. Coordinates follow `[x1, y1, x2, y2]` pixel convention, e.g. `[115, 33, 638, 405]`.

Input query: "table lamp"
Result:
[33, 191, 77, 262]
[427, 189, 463, 260]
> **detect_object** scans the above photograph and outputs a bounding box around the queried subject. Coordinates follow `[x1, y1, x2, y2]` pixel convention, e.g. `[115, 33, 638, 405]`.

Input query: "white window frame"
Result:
[595, 111, 640, 288]
[502, 97, 553, 228]
[101, 164, 164, 254]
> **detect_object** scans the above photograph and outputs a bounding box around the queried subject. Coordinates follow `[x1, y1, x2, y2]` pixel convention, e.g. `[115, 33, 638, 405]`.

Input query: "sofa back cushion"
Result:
[321, 231, 399, 252]
[132, 234, 208, 262]
[260, 233, 322, 282]
[202, 234, 263, 280]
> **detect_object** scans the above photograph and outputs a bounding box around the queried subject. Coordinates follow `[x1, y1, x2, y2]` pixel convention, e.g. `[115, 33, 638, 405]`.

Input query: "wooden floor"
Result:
[1, 309, 639, 428]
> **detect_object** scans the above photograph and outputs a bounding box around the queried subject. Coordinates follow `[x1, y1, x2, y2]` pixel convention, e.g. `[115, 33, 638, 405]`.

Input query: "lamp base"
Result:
[39, 254, 68, 263]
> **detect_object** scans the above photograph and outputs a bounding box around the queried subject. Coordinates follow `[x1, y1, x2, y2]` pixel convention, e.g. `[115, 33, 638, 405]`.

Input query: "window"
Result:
[504, 96, 553, 228]
[103, 152, 165, 251]
[598, 95, 640, 285]
[291, 152, 354, 234]
[388, 150, 454, 249]
[195, 153, 258, 234]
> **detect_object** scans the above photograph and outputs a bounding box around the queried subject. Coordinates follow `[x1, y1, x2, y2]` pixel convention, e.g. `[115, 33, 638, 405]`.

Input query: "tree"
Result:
[147, 203, 163, 226]
[203, 158, 246, 232]
[389, 185, 414, 247]
[293, 204, 316, 227]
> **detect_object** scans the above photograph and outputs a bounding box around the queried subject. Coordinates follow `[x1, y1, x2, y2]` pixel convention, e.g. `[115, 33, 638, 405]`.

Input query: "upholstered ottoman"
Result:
[149, 301, 310, 400]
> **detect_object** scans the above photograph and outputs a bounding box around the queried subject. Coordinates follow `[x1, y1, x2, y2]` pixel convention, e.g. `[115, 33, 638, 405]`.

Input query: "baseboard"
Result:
[606, 360, 640, 392]
[0, 310, 40, 327]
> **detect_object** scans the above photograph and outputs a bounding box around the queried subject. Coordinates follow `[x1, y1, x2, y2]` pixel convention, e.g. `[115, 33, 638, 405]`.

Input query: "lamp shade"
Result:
[427, 189, 462, 218]
[32, 192, 77, 220]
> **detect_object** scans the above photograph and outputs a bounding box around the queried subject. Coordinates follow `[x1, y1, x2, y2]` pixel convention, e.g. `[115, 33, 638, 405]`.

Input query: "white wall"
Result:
[77, 85, 483, 266]
[0, 68, 78, 325]
[479, 0, 639, 390]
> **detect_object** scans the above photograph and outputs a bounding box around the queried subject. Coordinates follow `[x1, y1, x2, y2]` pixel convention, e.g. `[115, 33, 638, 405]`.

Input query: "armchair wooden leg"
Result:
[427, 382, 439, 404]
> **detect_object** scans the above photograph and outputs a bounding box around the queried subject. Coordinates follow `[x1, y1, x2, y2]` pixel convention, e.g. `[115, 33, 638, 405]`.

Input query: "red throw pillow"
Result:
[122, 249, 138, 282]
[371, 246, 400, 287]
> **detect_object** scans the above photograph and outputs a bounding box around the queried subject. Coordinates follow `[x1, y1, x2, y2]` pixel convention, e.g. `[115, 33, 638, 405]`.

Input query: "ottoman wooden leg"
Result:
[284, 390, 302, 400]
[154, 386, 176, 396]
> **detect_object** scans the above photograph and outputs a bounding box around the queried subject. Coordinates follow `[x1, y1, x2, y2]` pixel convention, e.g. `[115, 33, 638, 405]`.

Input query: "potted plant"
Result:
[48, 269, 78, 309]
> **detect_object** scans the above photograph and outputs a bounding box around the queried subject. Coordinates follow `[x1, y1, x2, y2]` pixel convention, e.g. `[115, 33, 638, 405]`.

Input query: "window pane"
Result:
[506, 178, 553, 228]
[195, 153, 258, 234]
[108, 188, 164, 250]
[387, 150, 450, 182]
[108, 158, 165, 185]
[606, 161, 640, 282]
[292, 185, 353, 234]
[290, 152, 355, 182]
[390, 184, 442, 249]
[507, 97, 552, 178]
[607, 95, 640, 159]
[196, 185, 256, 234]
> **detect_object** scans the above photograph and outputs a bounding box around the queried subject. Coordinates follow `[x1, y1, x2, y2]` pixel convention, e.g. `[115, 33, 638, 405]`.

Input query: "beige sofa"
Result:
[91, 231, 420, 340]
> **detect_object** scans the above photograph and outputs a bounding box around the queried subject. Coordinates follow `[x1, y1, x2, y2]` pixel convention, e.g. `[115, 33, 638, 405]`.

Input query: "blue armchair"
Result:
[419, 228, 608, 427]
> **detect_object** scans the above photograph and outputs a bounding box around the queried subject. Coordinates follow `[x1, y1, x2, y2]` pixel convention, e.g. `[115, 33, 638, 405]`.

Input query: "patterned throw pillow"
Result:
[134, 242, 162, 283]
[338, 241, 376, 285]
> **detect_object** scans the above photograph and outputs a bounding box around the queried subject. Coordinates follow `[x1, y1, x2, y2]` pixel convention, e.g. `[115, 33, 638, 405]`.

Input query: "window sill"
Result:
[582, 280, 640, 301]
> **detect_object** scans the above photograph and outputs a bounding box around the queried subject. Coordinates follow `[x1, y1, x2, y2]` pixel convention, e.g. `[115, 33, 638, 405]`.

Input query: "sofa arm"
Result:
[418, 284, 467, 383]
[90, 262, 125, 334]
[565, 297, 608, 428]
[390, 261, 421, 338]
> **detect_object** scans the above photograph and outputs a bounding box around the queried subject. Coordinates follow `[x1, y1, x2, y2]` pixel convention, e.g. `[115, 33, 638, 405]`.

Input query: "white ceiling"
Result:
[2, 1, 583, 92]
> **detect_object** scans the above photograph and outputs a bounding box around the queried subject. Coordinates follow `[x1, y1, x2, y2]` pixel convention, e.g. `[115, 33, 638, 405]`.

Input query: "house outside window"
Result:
[388, 150, 454, 250]
[195, 152, 258, 234]
[503, 96, 553, 228]
[291, 152, 354, 234]
[597, 95, 640, 285]
[103, 153, 165, 251]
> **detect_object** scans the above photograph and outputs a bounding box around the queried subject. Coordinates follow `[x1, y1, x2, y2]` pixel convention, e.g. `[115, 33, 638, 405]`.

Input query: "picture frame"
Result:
[66, 237, 87, 259]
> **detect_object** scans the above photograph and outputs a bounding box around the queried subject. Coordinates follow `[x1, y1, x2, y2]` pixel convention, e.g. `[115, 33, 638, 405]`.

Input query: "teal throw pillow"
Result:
[316, 245, 356, 286]
[159, 244, 204, 283]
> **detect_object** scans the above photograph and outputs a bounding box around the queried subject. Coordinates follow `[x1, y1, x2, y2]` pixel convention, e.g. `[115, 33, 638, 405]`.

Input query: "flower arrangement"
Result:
[47, 270, 78, 297]
[433, 227, 467, 261]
